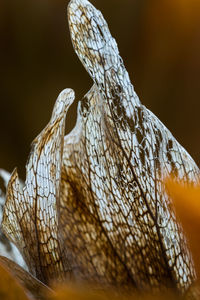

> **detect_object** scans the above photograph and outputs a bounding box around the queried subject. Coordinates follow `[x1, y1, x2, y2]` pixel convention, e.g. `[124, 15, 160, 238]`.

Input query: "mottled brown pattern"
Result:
[62, 0, 200, 293]
[2, 89, 74, 284]
[1, 0, 200, 298]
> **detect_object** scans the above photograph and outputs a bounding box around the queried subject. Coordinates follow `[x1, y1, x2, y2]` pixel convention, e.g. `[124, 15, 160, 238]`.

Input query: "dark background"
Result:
[0, 0, 200, 181]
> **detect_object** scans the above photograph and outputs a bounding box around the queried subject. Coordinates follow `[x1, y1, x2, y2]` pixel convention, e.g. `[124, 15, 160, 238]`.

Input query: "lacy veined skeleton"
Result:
[0, 0, 199, 298]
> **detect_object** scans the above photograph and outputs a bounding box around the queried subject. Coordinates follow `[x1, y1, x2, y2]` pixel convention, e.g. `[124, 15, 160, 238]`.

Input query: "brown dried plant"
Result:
[0, 1, 200, 300]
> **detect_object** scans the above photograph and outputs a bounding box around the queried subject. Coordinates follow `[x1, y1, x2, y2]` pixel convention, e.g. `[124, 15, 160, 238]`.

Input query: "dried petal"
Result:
[60, 0, 200, 293]
[2, 89, 75, 284]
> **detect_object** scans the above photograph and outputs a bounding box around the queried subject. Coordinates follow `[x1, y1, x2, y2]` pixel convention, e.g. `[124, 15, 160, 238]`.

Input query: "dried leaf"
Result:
[2, 89, 75, 284]
[0, 173, 26, 269]
[1, 0, 200, 299]
[60, 0, 199, 294]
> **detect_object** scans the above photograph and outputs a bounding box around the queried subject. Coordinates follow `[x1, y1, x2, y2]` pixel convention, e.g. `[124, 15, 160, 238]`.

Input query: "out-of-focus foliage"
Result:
[166, 179, 200, 281]
[0, 258, 28, 300]
[46, 284, 178, 300]
[0, 256, 52, 300]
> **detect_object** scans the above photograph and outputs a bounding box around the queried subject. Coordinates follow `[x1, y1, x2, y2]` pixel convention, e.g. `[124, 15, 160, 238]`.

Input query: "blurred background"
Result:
[0, 0, 200, 182]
